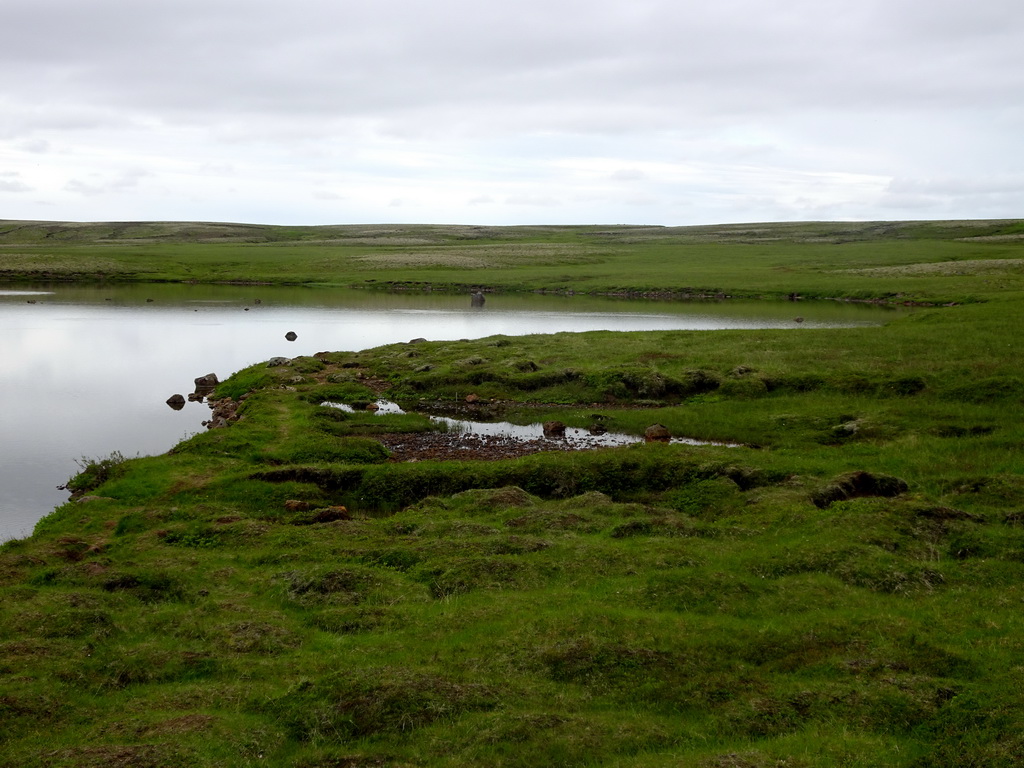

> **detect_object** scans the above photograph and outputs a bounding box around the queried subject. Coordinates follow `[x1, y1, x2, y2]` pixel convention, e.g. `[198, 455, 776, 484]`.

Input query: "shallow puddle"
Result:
[322, 400, 734, 449]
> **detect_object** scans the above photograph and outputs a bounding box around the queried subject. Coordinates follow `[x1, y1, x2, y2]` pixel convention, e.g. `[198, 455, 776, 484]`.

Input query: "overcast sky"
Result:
[2, 0, 1022, 226]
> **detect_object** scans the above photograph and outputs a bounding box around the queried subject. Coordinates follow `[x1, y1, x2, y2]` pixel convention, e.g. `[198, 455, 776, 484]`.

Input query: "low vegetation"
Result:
[2, 219, 1024, 765]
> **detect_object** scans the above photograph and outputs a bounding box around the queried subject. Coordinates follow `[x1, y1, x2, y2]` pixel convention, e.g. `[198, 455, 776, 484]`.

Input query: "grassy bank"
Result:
[2, 220, 1024, 766]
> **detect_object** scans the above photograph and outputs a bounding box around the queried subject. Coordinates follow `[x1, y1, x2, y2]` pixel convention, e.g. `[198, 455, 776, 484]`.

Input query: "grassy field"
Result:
[2, 219, 1024, 766]
[3, 218, 1024, 302]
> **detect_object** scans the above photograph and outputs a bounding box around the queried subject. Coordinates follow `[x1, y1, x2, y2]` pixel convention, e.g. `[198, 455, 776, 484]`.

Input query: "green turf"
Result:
[2, 218, 1024, 766]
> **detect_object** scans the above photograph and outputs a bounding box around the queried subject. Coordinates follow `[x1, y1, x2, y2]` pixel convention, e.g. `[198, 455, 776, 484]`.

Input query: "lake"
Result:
[0, 283, 897, 541]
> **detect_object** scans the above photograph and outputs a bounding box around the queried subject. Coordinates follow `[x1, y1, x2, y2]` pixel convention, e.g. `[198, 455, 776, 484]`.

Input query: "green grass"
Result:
[2, 218, 1024, 765]
[3, 218, 1024, 302]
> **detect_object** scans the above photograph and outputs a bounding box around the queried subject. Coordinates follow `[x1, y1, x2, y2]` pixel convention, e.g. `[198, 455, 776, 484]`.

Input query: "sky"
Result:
[2, 0, 1023, 226]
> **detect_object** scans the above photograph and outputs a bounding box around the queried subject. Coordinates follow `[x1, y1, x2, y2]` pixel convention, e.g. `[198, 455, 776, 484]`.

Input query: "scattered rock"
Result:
[409, 337, 427, 344]
[794, 317, 805, 323]
[203, 397, 241, 430]
[166, 394, 186, 410]
[267, 357, 290, 367]
[471, 291, 486, 307]
[588, 423, 608, 435]
[465, 394, 480, 403]
[543, 421, 567, 438]
[285, 331, 298, 341]
[415, 364, 434, 373]
[193, 373, 219, 399]
[284, 500, 313, 512]
[644, 424, 671, 443]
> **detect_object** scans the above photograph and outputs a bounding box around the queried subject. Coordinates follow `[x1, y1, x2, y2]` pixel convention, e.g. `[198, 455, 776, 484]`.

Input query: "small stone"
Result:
[543, 421, 566, 438]
[644, 424, 671, 443]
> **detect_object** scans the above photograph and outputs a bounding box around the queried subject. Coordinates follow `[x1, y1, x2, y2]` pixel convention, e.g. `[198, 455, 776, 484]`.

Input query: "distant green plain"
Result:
[2, 218, 1024, 767]
[3, 218, 1024, 301]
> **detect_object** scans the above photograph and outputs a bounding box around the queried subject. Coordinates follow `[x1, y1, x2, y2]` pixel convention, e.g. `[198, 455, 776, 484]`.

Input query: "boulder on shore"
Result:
[193, 373, 219, 399]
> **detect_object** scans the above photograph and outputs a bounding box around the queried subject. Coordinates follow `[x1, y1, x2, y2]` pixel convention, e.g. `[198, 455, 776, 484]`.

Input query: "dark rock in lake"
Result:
[644, 424, 671, 443]
[166, 394, 186, 410]
[471, 291, 486, 307]
[543, 421, 566, 438]
[285, 331, 298, 341]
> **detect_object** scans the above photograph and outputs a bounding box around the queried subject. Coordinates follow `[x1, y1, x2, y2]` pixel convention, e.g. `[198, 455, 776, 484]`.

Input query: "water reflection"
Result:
[325, 399, 738, 449]
[0, 283, 903, 541]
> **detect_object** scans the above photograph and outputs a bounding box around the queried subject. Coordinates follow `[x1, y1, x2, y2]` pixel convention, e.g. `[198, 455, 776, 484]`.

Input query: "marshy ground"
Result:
[2, 219, 1024, 766]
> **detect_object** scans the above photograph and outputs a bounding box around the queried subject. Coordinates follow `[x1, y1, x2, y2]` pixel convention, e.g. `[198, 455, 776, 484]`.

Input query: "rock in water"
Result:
[285, 331, 298, 341]
[543, 421, 566, 438]
[166, 394, 186, 410]
[193, 373, 219, 399]
[644, 424, 671, 443]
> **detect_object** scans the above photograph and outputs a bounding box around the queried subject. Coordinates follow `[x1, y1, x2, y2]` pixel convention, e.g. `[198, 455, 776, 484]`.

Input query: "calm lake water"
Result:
[0, 283, 898, 541]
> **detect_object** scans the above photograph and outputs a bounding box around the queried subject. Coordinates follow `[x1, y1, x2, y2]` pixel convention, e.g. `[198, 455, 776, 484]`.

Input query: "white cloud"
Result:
[0, 178, 33, 193]
[1, 0, 1022, 224]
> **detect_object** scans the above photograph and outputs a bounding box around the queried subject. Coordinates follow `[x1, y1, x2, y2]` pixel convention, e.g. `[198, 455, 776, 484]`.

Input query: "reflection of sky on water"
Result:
[0, 286, 899, 542]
